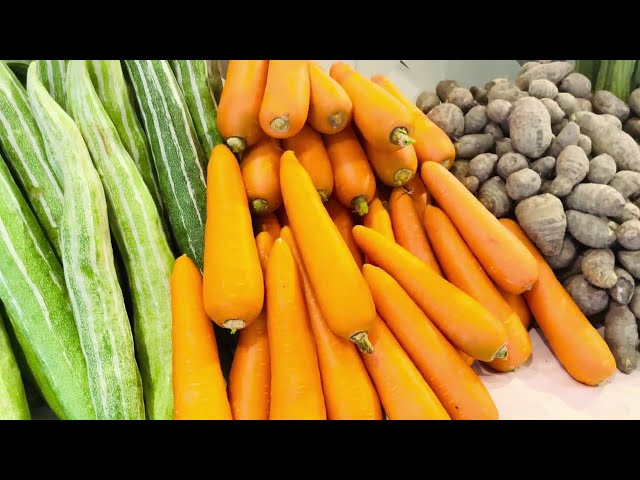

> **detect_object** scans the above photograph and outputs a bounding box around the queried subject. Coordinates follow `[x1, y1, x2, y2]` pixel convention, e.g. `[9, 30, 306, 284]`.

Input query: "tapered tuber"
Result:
[529, 79, 558, 99]
[495, 138, 514, 158]
[592, 90, 630, 121]
[552, 118, 569, 136]
[506, 168, 541, 201]
[588, 154, 617, 184]
[559, 73, 592, 99]
[623, 118, 640, 141]
[629, 88, 640, 116]
[618, 250, 640, 280]
[555, 92, 579, 117]
[577, 134, 592, 156]
[468, 153, 498, 182]
[509, 97, 553, 158]
[616, 219, 640, 250]
[566, 210, 617, 248]
[464, 105, 488, 134]
[451, 160, 480, 194]
[608, 171, 640, 199]
[449, 87, 475, 113]
[565, 183, 626, 217]
[614, 202, 640, 224]
[581, 248, 618, 289]
[486, 99, 512, 124]
[515, 193, 567, 256]
[453, 133, 494, 159]
[470, 86, 488, 105]
[436, 80, 460, 102]
[483, 122, 504, 141]
[478, 176, 512, 218]
[427, 103, 465, 138]
[530, 156, 556, 179]
[604, 303, 639, 374]
[416, 91, 440, 114]
[629, 286, 640, 318]
[564, 274, 610, 316]
[601, 114, 623, 130]
[548, 145, 589, 197]
[541, 98, 566, 124]
[497, 152, 528, 180]
[549, 121, 580, 158]
[544, 236, 577, 270]
[609, 268, 635, 305]
[515, 61, 574, 90]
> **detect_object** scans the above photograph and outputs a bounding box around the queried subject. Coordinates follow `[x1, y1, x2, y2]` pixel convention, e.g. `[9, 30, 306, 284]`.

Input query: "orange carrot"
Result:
[389, 187, 441, 275]
[330, 62, 416, 152]
[404, 175, 431, 222]
[363, 197, 395, 243]
[259, 60, 310, 139]
[282, 124, 334, 201]
[500, 219, 616, 386]
[365, 142, 417, 187]
[217, 60, 269, 156]
[267, 238, 326, 420]
[424, 206, 532, 372]
[240, 137, 283, 215]
[203, 144, 264, 331]
[352, 225, 508, 362]
[498, 287, 533, 330]
[325, 197, 364, 269]
[172, 255, 232, 420]
[308, 61, 353, 135]
[371, 74, 455, 169]
[280, 151, 376, 352]
[363, 264, 498, 420]
[253, 212, 281, 239]
[421, 161, 539, 295]
[228, 231, 274, 420]
[360, 315, 450, 420]
[324, 124, 376, 215]
[281, 227, 383, 420]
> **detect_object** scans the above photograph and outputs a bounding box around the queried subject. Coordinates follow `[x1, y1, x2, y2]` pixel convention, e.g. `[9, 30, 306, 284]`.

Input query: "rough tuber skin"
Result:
[544, 235, 577, 270]
[488, 82, 527, 103]
[629, 285, 640, 318]
[454, 133, 495, 159]
[559, 73, 592, 99]
[555, 92, 579, 117]
[530, 156, 556, 179]
[486, 99, 512, 124]
[451, 160, 480, 194]
[529, 79, 558, 99]
[609, 267, 635, 305]
[557, 253, 584, 282]
[470, 86, 488, 105]
[515, 193, 567, 256]
[548, 145, 589, 197]
[549, 121, 581, 158]
[614, 202, 640, 224]
[427, 103, 465, 138]
[478, 176, 512, 218]
[600, 113, 623, 130]
[581, 248, 618, 289]
[608, 171, 640, 199]
[509, 97, 553, 158]
[574, 98, 593, 114]
[566, 210, 617, 249]
[623, 118, 640, 141]
[616, 219, 640, 250]
[541, 98, 566, 124]
[436, 80, 460, 102]
[497, 152, 528, 180]
[469, 153, 498, 183]
[464, 105, 488, 134]
[565, 183, 626, 217]
[618, 250, 640, 280]
[449, 87, 475, 113]
[592, 90, 631, 121]
[628, 88, 640, 116]
[416, 91, 440, 114]
[604, 303, 639, 374]
[564, 274, 610, 316]
[588, 154, 617, 184]
[495, 138, 514, 158]
[483, 122, 504, 141]
[577, 134, 592, 156]
[506, 168, 541, 201]
[515, 61, 574, 91]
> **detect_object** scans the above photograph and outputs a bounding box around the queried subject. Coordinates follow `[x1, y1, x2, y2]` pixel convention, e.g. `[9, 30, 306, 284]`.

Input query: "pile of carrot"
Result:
[170, 60, 618, 420]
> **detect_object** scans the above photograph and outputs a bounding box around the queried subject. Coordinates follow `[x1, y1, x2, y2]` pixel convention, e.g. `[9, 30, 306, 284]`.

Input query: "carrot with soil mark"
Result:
[240, 137, 283, 215]
[308, 62, 353, 135]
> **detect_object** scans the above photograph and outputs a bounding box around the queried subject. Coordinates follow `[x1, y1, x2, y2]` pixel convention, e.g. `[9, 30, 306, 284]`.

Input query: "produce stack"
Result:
[415, 60, 640, 375]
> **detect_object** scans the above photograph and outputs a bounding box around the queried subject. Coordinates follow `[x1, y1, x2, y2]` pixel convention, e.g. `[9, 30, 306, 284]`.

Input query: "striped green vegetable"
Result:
[170, 60, 223, 158]
[0, 61, 64, 255]
[67, 60, 174, 420]
[27, 62, 144, 420]
[125, 60, 207, 269]
[0, 152, 95, 420]
[3, 60, 31, 85]
[207, 60, 224, 105]
[0, 304, 31, 420]
[36, 60, 68, 111]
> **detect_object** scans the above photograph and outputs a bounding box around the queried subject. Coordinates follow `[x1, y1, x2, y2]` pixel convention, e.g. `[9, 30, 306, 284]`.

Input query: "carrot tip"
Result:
[492, 344, 509, 360]
[223, 319, 246, 331]
[251, 199, 270, 215]
[328, 111, 347, 130]
[352, 195, 369, 216]
[318, 190, 330, 202]
[393, 168, 414, 187]
[351, 331, 374, 354]
[226, 137, 246, 156]
[390, 127, 415, 148]
[270, 116, 290, 135]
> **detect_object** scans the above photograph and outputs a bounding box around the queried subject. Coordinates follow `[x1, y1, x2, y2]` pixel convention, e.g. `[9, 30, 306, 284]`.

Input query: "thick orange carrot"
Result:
[360, 315, 450, 420]
[280, 151, 376, 352]
[267, 238, 326, 420]
[203, 144, 264, 331]
[240, 137, 283, 215]
[404, 175, 431, 222]
[259, 60, 310, 139]
[325, 197, 364, 269]
[324, 124, 376, 215]
[253, 212, 281, 239]
[281, 227, 383, 420]
[424, 206, 532, 372]
[330, 62, 416, 152]
[363, 264, 498, 420]
[217, 60, 269, 156]
[363, 197, 395, 243]
[353, 225, 508, 362]
[282, 124, 334, 201]
[228, 232, 274, 420]
[498, 287, 533, 330]
[172, 255, 232, 420]
[389, 187, 441, 275]
[500, 219, 616, 386]
[371, 74, 455, 169]
[308, 62, 353, 135]
[422, 161, 539, 295]
[365, 142, 417, 187]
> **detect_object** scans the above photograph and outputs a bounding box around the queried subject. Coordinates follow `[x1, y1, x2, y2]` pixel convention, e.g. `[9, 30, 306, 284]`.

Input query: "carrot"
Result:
[363, 264, 498, 420]
[324, 124, 376, 215]
[240, 137, 283, 215]
[421, 161, 539, 295]
[329, 62, 415, 152]
[424, 206, 532, 372]
[389, 187, 441, 275]
[360, 315, 450, 420]
[282, 124, 334, 201]
[217, 60, 269, 156]
[498, 287, 533, 331]
[280, 150, 376, 353]
[253, 212, 281, 239]
[404, 175, 431, 222]
[228, 231, 273, 420]
[281, 227, 382, 420]
[363, 197, 395, 243]
[259, 60, 310, 139]
[308, 61, 353, 135]
[203, 144, 264, 331]
[365, 142, 417, 188]
[266, 238, 326, 420]
[500, 219, 617, 386]
[171, 255, 232, 420]
[325, 197, 364, 269]
[371, 74, 455, 169]
[352, 225, 508, 362]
